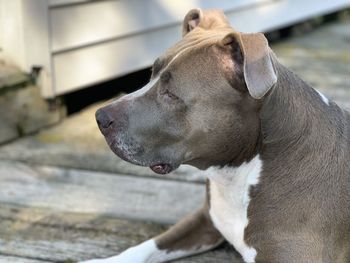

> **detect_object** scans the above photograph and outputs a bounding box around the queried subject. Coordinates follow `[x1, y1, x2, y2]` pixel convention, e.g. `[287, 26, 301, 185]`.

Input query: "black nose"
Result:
[96, 109, 114, 129]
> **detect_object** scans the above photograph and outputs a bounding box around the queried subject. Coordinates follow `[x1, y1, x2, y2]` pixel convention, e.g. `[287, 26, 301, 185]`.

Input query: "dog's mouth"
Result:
[150, 164, 173, 174]
[107, 138, 176, 175]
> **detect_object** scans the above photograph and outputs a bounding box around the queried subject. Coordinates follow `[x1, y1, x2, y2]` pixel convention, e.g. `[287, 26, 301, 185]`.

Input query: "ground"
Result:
[0, 13, 349, 263]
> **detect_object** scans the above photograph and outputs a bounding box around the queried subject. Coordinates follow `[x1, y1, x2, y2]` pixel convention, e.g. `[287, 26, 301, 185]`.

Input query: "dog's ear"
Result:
[222, 32, 277, 99]
[182, 9, 231, 37]
[182, 8, 203, 36]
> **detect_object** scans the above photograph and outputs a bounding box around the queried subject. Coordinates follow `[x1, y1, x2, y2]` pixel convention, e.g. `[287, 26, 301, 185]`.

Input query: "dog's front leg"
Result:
[80, 191, 224, 263]
[152, 205, 224, 262]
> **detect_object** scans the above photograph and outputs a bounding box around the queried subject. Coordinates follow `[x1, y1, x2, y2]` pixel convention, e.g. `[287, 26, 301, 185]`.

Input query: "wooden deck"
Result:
[0, 12, 349, 263]
[0, 161, 242, 263]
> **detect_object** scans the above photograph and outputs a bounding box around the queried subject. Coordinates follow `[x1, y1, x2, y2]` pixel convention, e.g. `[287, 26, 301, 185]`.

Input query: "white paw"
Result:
[79, 252, 147, 263]
[79, 259, 105, 263]
[79, 254, 124, 263]
[79, 240, 157, 263]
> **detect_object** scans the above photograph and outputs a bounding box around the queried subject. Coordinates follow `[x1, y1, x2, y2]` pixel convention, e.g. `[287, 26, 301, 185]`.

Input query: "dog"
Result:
[83, 8, 350, 263]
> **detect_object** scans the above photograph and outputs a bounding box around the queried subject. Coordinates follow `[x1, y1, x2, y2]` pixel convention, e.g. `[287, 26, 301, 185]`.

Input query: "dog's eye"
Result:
[160, 71, 171, 83]
[161, 89, 178, 100]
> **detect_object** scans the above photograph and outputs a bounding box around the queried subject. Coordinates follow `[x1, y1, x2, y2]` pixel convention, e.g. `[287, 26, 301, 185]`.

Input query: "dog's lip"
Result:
[107, 140, 141, 165]
[104, 137, 178, 174]
[150, 164, 173, 174]
[109, 142, 175, 173]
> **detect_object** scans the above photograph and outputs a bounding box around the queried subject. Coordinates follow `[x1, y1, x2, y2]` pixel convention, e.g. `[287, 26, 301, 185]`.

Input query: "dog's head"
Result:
[96, 9, 277, 174]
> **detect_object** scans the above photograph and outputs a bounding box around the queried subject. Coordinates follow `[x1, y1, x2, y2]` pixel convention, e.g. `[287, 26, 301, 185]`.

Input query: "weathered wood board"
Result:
[0, 203, 164, 262]
[0, 256, 51, 263]
[0, 161, 204, 224]
[0, 203, 242, 263]
[0, 161, 243, 262]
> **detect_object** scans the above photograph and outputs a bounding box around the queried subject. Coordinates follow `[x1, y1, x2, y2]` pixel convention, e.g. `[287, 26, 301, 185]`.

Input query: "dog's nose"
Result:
[96, 108, 114, 130]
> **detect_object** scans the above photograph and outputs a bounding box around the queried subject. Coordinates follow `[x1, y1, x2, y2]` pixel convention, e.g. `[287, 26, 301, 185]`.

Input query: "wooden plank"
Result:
[0, 161, 204, 224]
[0, 255, 51, 263]
[0, 203, 242, 262]
[0, 203, 164, 262]
[50, 0, 269, 52]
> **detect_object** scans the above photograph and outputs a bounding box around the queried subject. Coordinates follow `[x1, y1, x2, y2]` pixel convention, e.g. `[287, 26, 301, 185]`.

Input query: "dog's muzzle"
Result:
[96, 106, 175, 175]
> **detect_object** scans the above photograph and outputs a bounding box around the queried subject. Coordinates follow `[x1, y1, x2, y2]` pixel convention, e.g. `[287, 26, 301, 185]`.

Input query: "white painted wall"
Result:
[0, 0, 53, 96]
[0, 0, 2, 52]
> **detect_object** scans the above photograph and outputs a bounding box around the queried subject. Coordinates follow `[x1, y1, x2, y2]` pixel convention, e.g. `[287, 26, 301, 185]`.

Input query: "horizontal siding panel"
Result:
[0, 2, 2, 51]
[53, 25, 181, 95]
[49, 0, 92, 7]
[50, 0, 270, 52]
[51, 0, 349, 96]
[227, 0, 350, 33]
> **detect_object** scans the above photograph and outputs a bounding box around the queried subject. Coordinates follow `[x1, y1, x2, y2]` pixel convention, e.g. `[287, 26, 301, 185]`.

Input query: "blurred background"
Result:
[0, 1, 349, 262]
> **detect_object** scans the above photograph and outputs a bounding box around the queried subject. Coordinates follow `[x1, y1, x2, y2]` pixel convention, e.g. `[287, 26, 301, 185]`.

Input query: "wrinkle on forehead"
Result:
[157, 27, 236, 76]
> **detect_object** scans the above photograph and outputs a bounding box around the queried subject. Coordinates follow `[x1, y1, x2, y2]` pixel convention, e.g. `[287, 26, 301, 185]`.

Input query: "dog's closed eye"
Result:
[160, 71, 172, 83]
[160, 89, 178, 101]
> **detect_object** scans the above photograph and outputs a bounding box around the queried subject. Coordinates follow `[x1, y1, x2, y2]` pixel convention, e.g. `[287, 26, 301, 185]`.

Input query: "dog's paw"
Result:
[78, 256, 120, 263]
[78, 255, 145, 263]
[78, 250, 148, 263]
[79, 260, 103, 263]
[79, 240, 159, 263]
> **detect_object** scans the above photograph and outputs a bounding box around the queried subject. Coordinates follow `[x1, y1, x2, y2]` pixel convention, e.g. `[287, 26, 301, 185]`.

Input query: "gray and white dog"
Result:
[84, 9, 350, 263]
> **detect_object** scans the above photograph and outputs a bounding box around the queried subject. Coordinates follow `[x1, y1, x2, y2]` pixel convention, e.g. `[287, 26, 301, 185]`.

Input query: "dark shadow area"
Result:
[64, 68, 152, 115]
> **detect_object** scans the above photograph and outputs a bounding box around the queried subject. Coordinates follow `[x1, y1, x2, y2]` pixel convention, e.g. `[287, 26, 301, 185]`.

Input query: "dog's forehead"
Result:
[156, 28, 233, 74]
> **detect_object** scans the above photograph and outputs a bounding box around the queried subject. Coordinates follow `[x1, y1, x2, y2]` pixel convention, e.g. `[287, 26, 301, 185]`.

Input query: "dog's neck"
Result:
[257, 60, 350, 171]
[260, 62, 323, 150]
[227, 61, 332, 168]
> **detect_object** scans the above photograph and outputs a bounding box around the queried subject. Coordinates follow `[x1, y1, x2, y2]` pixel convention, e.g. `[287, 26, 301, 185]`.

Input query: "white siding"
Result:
[0, 0, 53, 96]
[53, 25, 180, 94]
[0, 0, 2, 51]
[227, 0, 350, 33]
[50, 0, 267, 53]
[49, 0, 93, 7]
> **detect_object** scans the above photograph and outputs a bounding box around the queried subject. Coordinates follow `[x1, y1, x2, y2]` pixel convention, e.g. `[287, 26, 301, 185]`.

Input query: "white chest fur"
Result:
[206, 155, 262, 263]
